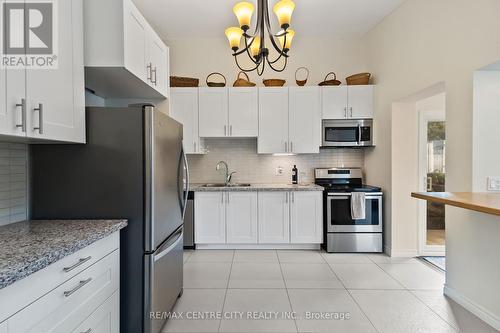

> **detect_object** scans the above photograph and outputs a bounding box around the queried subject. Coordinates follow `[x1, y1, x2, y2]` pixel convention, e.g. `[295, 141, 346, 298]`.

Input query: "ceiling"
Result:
[132, 0, 406, 40]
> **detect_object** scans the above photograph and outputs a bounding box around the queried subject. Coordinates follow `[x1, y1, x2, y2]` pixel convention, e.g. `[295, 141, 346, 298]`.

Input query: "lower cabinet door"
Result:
[258, 192, 290, 244]
[72, 291, 119, 333]
[290, 192, 323, 243]
[194, 192, 226, 243]
[226, 192, 258, 244]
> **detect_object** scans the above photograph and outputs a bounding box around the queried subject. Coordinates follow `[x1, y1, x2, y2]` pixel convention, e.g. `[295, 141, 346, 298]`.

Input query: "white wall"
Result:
[167, 36, 368, 87]
[362, 0, 500, 255]
[473, 69, 500, 192]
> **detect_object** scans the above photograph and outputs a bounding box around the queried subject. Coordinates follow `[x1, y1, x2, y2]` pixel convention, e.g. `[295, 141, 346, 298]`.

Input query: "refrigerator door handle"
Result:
[180, 145, 190, 220]
[154, 227, 183, 261]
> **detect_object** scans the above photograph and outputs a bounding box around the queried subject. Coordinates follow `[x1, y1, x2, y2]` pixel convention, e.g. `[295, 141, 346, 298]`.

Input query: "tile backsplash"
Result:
[187, 139, 364, 184]
[0, 143, 28, 226]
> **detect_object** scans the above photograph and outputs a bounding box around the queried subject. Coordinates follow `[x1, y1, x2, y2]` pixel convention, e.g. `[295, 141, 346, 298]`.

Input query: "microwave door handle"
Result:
[358, 124, 361, 145]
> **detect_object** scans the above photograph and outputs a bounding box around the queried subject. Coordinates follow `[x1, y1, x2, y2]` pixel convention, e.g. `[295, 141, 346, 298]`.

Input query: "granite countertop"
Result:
[0, 219, 128, 290]
[190, 183, 324, 192]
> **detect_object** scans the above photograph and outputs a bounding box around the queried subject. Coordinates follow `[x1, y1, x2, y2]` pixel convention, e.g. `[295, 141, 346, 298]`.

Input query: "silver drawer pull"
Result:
[64, 277, 92, 297]
[63, 256, 92, 272]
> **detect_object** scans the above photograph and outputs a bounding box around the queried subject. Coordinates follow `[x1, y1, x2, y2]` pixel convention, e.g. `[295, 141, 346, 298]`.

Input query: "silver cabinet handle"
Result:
[15, 98, 26, 132]
[285, 192, 288, 204]
[64, 277, 92, 297]
[33, 103, 43, 134]
[221, 193, 224, 204]
[230, 125, 232, 136]
[152, 67, 157, 85]
[290, 142, 293, 153]
[292, 192, 295, 203]
[194, 141, 197, 152]
[147, 63, 152, 82]
[227, 192, 229, 204]
[285, 141, 288, 153]
[224, 125, 227, 136]
[350, 107, 353, 118]
[63, 256, 92, 272]
[344, 107, 347, 118]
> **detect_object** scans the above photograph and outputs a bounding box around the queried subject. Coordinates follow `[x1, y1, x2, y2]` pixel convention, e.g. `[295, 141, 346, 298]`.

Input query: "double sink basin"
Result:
[200, 183, 251, 188]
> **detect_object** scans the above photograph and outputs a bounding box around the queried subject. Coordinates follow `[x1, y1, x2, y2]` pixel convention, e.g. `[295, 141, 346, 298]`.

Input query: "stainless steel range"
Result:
[315, 168, 383, 253]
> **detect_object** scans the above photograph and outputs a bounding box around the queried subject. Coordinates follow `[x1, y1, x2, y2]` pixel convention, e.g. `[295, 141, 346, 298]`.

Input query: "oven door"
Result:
[322, 120, 373, 147]
[327, 193, 382, 232]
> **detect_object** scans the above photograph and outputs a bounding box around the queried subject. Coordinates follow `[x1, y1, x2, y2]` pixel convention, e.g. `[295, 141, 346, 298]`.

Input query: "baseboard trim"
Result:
[387, 248, 419, 258]
[444, 285, 500, 331]
[196, 244, 321, 250]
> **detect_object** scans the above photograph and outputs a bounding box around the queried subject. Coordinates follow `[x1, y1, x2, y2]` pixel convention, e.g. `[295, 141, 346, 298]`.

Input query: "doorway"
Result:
[418, 109, 446, 256]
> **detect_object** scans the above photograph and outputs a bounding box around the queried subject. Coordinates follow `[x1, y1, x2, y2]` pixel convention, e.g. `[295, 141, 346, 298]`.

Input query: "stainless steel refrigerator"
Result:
[29, 105, 189, 333]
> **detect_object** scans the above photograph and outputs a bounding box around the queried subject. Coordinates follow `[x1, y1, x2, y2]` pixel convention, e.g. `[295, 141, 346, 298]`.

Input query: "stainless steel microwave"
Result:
[322, 119, 374, 147]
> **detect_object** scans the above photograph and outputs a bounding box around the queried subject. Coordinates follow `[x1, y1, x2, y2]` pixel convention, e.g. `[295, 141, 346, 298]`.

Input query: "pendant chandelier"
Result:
[225, 0, 296, 76]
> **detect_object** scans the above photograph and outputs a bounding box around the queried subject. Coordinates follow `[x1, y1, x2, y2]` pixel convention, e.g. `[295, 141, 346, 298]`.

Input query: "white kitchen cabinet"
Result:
[348, 85, 374, 119]
[226, 192, 258, 244]
[26, 0, 85, 143]
[290, 192, 323, 243]
[198, 88, 229, 137]
[170, 88, 203, 154]
[228, 88, 258, 137]
[84, 0, 169, 99]
[258, 88, 289, 154]
[289, 87, 321, 154]
[146, 28, 169, 98]
[258, 192, 290, 244]
[72, 292, 119, 333]
[123, 0, 148, 82]
[195, 192, 226, 243]
[0, 0, 85, 143]
[0, 234, 120, 333]
[321, 85, 373, 119]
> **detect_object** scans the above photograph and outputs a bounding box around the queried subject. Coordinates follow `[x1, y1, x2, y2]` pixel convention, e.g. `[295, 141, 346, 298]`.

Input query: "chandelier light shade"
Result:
[225, 0, 296, 75]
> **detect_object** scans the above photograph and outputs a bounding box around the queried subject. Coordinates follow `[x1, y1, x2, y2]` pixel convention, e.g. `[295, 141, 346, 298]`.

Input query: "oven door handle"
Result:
[327, 193, 383, 197]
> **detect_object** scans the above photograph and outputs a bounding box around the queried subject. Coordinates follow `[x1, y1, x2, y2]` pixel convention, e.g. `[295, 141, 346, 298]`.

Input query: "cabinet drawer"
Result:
[72, 291, 119, 333]
[0, 232, 119, 321]
[7, 250, 119, 333]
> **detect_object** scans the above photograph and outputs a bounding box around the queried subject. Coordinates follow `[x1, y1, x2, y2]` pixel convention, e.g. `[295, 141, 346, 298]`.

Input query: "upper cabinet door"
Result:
[228, 88, 258, 137]
[348, 85, 374, 119]
[321, 86, 348, 119]
[226, 192, 258, 244]
[123, 0, 147, 83]
[258, 87, 289, 154]
[289, 87, 321, 154]
[26, 0, 85, 143]
[290, 192, 323, 243]
[146, 29, 169, 97]
[170, 88, 200, 154]
[198, 88, 228, 137]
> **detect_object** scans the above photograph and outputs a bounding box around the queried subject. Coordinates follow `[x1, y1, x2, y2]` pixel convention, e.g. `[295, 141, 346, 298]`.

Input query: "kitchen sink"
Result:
[200, 183, 252, 188]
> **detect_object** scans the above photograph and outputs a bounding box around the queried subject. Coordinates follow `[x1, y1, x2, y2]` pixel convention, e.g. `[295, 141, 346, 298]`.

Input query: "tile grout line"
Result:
[321, 252, 381, 333]
[217, 250, 235, 333]
[277, 250, 300, 333]
[408, 289, 459, 332]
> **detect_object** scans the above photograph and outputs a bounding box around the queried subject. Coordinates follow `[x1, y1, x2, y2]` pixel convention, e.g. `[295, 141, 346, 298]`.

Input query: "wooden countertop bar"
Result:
[411, 192, 500, 217]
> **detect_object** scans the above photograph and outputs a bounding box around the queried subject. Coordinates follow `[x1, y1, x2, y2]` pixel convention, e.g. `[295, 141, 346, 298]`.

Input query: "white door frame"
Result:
[418, 109, 446, 256]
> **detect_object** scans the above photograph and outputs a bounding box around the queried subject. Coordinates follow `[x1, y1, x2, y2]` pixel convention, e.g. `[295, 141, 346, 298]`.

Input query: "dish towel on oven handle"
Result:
[351, 192, 366, 220]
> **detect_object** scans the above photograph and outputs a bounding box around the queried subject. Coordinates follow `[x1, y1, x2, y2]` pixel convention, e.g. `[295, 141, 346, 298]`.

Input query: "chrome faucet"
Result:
[216, 161, 236, 185]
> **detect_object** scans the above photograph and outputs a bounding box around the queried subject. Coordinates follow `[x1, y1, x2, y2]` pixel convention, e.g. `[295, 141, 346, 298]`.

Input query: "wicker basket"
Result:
[346, 73, 371, 85]
[318, 72, 341, 86]
[170, 76, 199, 87]
[263, 79, 286, 87]
[233, 72, 256, 87]
[295, 67, 309, 86]
[206, 72, 226, 87]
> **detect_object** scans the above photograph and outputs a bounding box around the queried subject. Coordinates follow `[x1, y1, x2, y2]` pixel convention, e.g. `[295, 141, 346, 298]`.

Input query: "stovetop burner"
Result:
[314, 168, 382, 193]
